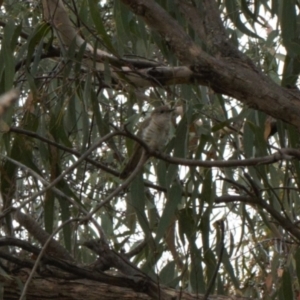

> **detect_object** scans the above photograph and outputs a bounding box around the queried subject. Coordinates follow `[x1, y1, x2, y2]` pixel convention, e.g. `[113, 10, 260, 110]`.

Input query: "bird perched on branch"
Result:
[120, 106, 174, 179]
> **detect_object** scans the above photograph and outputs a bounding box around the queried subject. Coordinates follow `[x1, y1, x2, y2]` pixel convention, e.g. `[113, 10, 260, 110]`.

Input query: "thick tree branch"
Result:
[0, 268, 251, 300]
[82, 239, 148, 277]
[120, 0, 300, 130]
[41, 0, 195, 88]
[0, 269, 153, 300]
[0, 238, 167, 299]
[120, 0, 205, 65]
[201, 0, 247, 59]
[14, 211, 74, 262]
[177, 1, 207, 45]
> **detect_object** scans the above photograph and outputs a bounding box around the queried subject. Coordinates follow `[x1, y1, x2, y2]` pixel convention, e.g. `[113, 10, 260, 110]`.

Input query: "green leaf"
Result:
[113, 1, 133, 55]
[243, 120, 254, 158]
[58, 196, 72, 252]
[1, 22, 16, 90]
[203, 248, 216, 290]
[130, 173, 150, 235]
[211, 108, 248, 132]
[278, 0, 300, 86]
[222, 248, 240, 289]
[295, 248, 300, 287]
[88, 0, 117, 56]
[280, 269, 293, 299]
[178, 208, 196, 244]
[155, 182, 182, 243]
[225, 0, 261, 39]
[201, 169, 213, 205]
[190, 248, 205, 293]
[271, 0, 279, 17]
[44, 192, 55, 234]
[279, 0, 296, 51]
[90, 91, 110, 138]
[159, 261, 175, 285]
[241, 0, 259, 23]
[26, 22, 50, 67]
[281, 53, 300, 87]
[156, 159, 167, 188]
[173, 114, 188, 158]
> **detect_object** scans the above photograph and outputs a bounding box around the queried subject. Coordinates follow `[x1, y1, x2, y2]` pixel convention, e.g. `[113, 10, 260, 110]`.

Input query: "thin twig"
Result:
[86, 150, 148, 219]
[9, 127, 119, 176]
[19, 218, 80, 300]
[0, 155, 81, 211]
[11, 126, 300, 171]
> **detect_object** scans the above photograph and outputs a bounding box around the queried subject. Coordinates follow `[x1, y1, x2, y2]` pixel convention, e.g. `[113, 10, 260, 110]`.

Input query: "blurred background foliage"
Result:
[1, 0, 300, 298]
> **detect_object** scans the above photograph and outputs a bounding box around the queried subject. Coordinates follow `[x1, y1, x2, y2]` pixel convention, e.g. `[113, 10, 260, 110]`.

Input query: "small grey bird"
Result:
[120, 106, 174, 179]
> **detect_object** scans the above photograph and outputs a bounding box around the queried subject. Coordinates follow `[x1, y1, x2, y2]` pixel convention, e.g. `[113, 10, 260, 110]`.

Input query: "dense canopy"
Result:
[1, 1, 300, 299]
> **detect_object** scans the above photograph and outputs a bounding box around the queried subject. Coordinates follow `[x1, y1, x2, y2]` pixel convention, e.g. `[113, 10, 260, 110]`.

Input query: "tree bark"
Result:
[121, 0, 300, 131]
[1, 270, 250, 300]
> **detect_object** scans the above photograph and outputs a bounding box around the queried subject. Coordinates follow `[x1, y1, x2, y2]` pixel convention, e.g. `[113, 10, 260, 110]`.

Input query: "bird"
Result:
[120, 105, 174, 179]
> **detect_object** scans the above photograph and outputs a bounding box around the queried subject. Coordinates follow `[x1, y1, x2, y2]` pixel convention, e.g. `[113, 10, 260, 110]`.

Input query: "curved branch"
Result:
[120, 0, 300, 131]
[177, 1, 207, 44]
[82, 239, 149, 278]
[12, 126, 300, 175]
[155, 149, 296, 168]
[86, 150, 148, 219]
[201, 0, 248, 59]
[215, 195, 300, 241]
[124, 130, 300, 168]
[9, 126, 120, 177]
[121, 0, 204, 65]
[14, 211, 74, 262]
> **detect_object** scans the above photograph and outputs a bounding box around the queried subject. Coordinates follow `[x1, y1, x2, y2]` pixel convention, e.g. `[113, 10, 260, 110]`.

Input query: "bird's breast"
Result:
[142, 120, 170, 150]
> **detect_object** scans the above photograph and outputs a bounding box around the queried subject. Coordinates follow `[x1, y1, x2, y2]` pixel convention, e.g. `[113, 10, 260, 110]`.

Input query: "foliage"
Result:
[0, 0, 300, 299]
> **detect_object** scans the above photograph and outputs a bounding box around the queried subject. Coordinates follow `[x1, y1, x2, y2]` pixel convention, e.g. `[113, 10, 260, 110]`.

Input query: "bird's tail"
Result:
[120, 145, 144, 179]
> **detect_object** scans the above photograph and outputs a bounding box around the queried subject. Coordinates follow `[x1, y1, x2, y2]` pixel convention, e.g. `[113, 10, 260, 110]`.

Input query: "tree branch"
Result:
[120, 0, 300, 130]
[9, 126, 120, 177]
[0, 237, 167, 299]
[215, 195, 300, 241]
